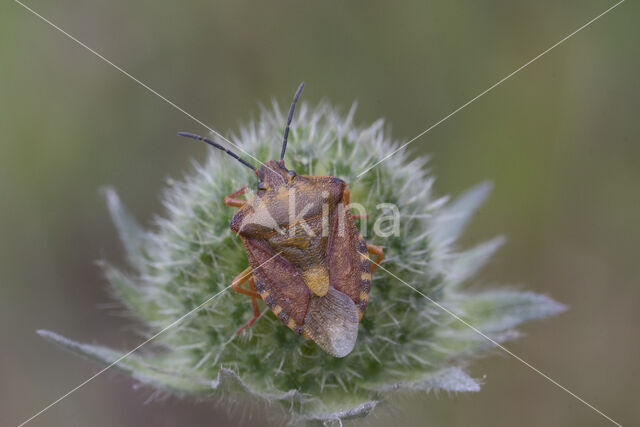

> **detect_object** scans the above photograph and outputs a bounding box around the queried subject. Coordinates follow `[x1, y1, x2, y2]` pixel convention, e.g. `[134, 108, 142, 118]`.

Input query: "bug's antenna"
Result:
[177, 132, 257, 171]
[280, 82, 305, 164]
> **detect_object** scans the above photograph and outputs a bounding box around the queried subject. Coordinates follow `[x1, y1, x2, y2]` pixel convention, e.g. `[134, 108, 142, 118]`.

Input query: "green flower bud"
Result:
[40, 101, 564, 425]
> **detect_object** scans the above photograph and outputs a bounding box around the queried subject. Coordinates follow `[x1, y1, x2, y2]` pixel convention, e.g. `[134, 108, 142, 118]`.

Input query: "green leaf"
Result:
[37, 329, 212, 395]
[445, 236, 506, 288]
[103, 264, 161, 324]
[374, 366, 480, 394]
[429, 290, 565, 359]
[453, 290, 566, 334]
[302, 400, 378, 424]
[103, 187, 148, 271]
[412, 367, 481, 392]
[430, 182, 492, 250]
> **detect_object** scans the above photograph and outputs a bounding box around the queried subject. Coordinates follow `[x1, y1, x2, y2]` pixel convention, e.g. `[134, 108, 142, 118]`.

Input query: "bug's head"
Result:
[256, 160, 296, 192]
[234, 159, 304, 236]
[232, 160, 344, 237]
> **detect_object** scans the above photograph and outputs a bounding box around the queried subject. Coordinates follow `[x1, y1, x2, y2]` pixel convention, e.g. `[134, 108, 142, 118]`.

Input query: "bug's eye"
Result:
[288, 170, 296, 180]
[257, 181, 267, 191]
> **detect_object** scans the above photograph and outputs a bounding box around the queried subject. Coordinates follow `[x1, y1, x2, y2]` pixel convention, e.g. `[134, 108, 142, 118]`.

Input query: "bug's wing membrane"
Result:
[326, 202, 371, 319]
[303, 287, 359, 358]
[241, 237, 310, 327]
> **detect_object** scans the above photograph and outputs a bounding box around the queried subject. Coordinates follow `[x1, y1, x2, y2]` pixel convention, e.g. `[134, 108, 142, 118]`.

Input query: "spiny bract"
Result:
[40, 101, 565, 425]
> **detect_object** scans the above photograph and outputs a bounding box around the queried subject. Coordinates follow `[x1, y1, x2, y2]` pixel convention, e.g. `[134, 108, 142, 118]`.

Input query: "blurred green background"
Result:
[1, 0, 638, 426]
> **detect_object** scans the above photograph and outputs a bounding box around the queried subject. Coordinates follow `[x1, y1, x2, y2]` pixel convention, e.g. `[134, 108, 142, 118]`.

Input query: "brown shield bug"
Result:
[178, 83, 383, 357]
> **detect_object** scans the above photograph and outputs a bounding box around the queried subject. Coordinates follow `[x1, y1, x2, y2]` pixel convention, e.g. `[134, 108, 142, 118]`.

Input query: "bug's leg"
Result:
[235, 278, 261, 334]
[231, 266, 260, 297]
[224, 186, 249, 208]
[343, 189, 368, 220]
[366, 244, 384, 273]
[231, 268, 262, 334]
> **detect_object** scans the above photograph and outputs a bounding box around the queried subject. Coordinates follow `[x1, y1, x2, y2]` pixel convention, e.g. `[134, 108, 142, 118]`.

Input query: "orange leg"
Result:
[343, 189, 368, 220]
[366, 244, 384, 273]
[224, 186, 249, 208]
[231, 267, 262, 334]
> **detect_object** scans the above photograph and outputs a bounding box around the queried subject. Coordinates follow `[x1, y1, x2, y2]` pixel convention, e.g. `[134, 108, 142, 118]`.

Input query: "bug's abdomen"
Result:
[241, 237, 311, 326]
[244, 207, 364, 358]
[326, 202, 371, 320]
[267, 215, 331, 296]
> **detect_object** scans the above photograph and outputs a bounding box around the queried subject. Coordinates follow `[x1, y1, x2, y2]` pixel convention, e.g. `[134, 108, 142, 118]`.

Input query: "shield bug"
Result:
[178, 83, 383, 357]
